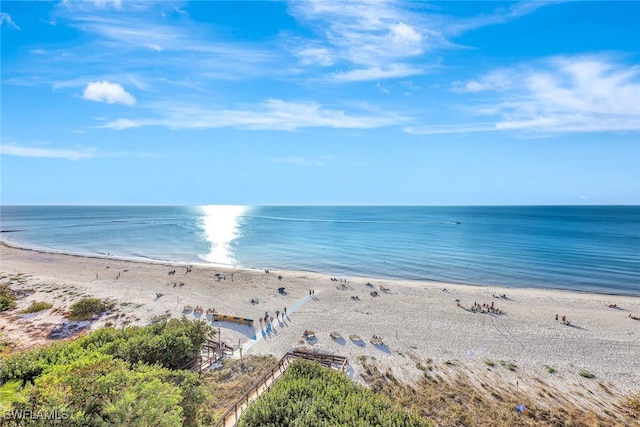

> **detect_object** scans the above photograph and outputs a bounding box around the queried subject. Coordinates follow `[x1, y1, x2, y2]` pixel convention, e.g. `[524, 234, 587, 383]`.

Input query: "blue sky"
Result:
[1, 0, 639, 205]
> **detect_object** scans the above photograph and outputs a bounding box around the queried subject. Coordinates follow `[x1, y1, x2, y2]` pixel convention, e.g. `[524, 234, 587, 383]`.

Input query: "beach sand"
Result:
[1, 242, 638, 417]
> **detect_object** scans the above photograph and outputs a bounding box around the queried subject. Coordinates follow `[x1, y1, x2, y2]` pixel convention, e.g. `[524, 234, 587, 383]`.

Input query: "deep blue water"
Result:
[1, 205, 638, 296]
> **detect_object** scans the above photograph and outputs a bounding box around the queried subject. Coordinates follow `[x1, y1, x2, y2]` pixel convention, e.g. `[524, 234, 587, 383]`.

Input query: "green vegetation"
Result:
[500, 360, 517, 371]
[579, 370, 595, 379]
[68, 297, 115, 321]
[485, 360, 495, 367]
[0, 318, 212, 426]
[545, 365, 555, 374]
[0, 380, 23, 412]
[238, 359, 429, 427]
[0, 284, 17, 311]
[21, 301, 53, 314]
[202, 355, 278, 425]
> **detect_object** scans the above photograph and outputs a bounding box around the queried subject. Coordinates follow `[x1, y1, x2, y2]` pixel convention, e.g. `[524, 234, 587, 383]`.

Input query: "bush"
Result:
[0, 319, 210, 426]
[20, 352, 185, 427]
[579, 370, 595, 378]
[238, 360, 429, 427]
[21, 301, 53, 314]
[68, 297, 114, 321]
[0, 285, 17, 312]
[76, 318, 212, 370]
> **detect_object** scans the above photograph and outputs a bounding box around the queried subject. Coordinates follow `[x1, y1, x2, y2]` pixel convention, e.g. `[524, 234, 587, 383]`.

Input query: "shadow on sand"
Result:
[212, 321, 256, 339]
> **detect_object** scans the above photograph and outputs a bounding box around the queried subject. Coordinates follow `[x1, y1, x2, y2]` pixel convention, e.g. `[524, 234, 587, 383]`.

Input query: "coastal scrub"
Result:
[68, 297, 114, 321]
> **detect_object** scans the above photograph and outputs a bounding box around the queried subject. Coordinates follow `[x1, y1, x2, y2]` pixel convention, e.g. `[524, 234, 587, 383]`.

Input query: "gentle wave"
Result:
[246, 214, 459, 225]
[1, 205, 638, 296]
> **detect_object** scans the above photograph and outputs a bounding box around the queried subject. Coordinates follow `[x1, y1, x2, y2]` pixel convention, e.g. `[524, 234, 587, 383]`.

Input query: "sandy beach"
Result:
[1, 242, 638, 418]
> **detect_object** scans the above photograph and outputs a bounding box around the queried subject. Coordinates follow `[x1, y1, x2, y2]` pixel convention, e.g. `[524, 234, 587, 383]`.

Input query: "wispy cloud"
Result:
[409, 55, 640, 135]
[0, 12, 20, 30]
[0, 144, 96, 160]
[99, 99, 408, 131]
[83, 81, 137, 105]
[287, 1, 429, 81]
[286, 0, 549, 81]
[333, 64, 425, 82]
[444, 1, 555, 35]
[58, 10, 276, 74]
[91, 0, 123, 10]
[4, 4, 278, 93]
[404, 123, 496, 135]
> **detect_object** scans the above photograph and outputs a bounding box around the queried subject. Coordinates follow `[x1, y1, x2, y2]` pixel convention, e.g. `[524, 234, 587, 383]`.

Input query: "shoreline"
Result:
[2, 241, 638, 298]
[1, 242, 639, 419]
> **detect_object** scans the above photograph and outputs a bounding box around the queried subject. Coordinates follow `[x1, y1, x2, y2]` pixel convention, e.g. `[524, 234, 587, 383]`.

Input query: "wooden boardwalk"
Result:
[180, 339, 234, 373]
[212, 351, 348, 427]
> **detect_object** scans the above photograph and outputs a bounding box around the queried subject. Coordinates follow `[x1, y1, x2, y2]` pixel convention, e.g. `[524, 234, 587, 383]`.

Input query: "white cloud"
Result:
[333, 64, 423, 82]
[296, 46, 335, 66]
[376, 81, 390, 94]
[93, 0, 122, 10]
[0, 144, 96, 160]
[0, 12, 20, 30]
[445, 1, 552, 35]
[450, 71, 512, 93]
[82, 81, 136, 105]
[101, 118, 138, 130]
[287, 0, 550, 81]
[99, 99, 408, 131]
[288, 1, 428, 79]
[404, 123, 497, 135]
[418, 55, 640, 135]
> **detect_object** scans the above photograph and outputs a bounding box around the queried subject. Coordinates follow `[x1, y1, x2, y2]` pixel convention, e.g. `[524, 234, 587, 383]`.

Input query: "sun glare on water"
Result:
[198, 205, 248, 265]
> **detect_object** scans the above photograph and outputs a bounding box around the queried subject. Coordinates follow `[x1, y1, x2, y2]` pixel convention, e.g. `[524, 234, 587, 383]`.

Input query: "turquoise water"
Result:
[1, 205, 639, 296]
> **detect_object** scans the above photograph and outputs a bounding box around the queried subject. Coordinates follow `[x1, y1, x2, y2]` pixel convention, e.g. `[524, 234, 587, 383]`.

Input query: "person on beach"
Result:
[284, 307, 287, 316]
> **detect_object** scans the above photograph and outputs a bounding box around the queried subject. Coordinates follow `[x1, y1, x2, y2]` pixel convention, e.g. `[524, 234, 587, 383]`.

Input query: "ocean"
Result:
[1, 205, 638, 296]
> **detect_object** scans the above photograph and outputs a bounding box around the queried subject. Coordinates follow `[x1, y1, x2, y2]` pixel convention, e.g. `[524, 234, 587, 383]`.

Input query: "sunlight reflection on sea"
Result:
[198, 205, 249, 266]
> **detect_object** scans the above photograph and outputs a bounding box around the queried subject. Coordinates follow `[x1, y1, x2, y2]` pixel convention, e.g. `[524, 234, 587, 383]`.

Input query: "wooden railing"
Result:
[180, 339, 234, 373]
[212, 353, 295, 427]
[212, 351, 348, 427]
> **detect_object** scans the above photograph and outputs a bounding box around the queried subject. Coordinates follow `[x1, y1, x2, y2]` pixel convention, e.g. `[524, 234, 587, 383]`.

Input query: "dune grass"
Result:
[21, 301, 53, 314]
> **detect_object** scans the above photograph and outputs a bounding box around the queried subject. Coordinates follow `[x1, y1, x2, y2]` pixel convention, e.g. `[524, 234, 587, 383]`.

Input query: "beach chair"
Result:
[329, 331, 342, 340]
[370, 335, 384, 345]
[303, 330, 316, 340]
[349, 334, 361, 342]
